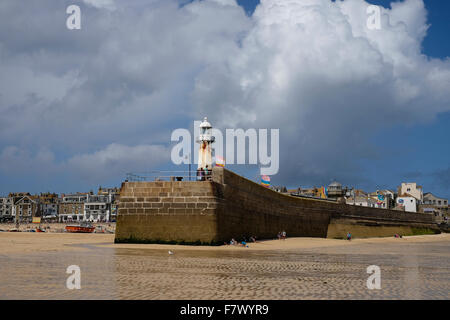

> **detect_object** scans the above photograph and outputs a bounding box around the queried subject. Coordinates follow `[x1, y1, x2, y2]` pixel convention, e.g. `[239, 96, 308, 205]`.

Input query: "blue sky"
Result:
[0, 0, 449, 199]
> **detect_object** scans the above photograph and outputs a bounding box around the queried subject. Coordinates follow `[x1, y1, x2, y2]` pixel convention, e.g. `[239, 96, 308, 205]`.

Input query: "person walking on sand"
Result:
[282, 230, 286, 240]
[347, 232, 352, 241]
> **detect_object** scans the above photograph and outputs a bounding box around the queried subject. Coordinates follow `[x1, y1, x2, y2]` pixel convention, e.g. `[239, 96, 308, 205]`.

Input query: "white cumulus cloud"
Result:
[67, 143, 170, 182]
[0, 0, 449, 191]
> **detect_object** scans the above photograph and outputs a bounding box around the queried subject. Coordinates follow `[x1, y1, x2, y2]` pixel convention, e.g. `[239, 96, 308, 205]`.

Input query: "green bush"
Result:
[409, 228, 440, 236]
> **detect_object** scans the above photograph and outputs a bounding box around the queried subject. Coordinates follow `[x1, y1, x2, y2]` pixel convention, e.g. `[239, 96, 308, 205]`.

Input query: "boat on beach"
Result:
[65, 222, 95, 233]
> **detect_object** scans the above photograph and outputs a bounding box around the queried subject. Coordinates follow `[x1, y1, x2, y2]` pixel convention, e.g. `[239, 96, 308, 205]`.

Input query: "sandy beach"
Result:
[0, 232, 449, 299]
[0, 231, 448, 254]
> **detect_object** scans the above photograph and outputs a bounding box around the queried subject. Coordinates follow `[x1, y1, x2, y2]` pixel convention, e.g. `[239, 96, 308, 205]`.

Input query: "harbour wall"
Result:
[115, 167, 438, 244]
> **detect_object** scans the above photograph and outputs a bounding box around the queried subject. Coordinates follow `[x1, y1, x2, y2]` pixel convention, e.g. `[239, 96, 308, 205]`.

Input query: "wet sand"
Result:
[0, 233, 449, 299]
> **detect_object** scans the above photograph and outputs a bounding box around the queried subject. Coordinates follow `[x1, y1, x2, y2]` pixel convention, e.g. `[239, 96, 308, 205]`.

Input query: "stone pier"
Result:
[115, 167, 439, 244]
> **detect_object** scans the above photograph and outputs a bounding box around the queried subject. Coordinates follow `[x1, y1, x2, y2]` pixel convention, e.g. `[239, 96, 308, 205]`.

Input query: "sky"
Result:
[0, 0, 449, 198]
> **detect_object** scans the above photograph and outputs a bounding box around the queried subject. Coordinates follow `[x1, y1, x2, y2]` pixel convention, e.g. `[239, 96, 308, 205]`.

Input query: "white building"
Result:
[59, 189, 117, 223]
[84, 194, 110, 222]
[396, 196, 418, 213]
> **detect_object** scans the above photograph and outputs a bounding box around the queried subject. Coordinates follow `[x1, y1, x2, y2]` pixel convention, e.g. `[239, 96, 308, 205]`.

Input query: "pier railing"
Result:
[125, 170, 211, 182]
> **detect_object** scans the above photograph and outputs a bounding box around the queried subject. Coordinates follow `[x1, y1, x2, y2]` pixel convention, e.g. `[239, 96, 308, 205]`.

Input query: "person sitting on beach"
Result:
[277, 232, 281, 240]
[347, 232, 352, 241]
[282, 231, 287, 240]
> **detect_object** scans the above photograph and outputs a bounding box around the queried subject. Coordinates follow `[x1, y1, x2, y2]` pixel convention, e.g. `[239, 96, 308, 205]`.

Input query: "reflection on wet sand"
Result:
[0, 233, 448, 299]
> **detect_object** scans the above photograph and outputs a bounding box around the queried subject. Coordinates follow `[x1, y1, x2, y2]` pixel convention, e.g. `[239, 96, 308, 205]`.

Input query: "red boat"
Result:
[65, 222, 95, 233]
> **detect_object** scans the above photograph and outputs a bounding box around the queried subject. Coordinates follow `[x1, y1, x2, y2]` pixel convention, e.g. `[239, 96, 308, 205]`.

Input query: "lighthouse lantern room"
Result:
[196, 117, 215, 170]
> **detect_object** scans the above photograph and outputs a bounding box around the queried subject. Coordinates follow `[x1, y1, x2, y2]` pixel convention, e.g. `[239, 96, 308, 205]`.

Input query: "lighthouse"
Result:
[196, 117, 215, 170]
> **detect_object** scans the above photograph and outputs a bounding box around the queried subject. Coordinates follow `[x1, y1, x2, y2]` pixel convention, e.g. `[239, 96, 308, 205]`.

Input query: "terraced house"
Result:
[59, 193, 88, 222]
[9, 193, 39, 223]
[0, 197, 14, 222]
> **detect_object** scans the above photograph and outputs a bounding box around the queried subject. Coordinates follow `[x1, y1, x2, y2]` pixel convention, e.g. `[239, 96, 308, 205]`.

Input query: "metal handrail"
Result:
[125, 170, 212, 182]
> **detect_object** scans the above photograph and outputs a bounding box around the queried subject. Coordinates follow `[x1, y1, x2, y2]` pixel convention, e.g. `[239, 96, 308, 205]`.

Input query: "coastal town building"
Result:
[422, 193, 448, 209]
[294, 187, 316, 197]
[346, 196, 378, 207]
[419, 193, 449, 222]
[110, 199, 119, 222]
[289, 187, 328, 199]
[353, 189, 368, 197]
[98, 186, 120, 222]
[0, 197, 14, 222]
[398, 183, 423, 203]
[59, 193, 88, 222]
[396, 196, 418, 213]
[98, 186, 120, 198]
[84, 194, 110, 222]
[9, 193, 39, 223]
[368, 190, 396, 209]
[38, 192, 59, 219]
[327, 181, 344, 199]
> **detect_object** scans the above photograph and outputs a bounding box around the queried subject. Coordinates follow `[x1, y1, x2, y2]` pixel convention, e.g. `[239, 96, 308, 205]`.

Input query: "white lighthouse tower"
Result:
[196, 117, 215, 170]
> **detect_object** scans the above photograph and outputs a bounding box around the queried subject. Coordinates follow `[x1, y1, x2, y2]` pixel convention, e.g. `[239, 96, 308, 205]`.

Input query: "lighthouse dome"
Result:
[199, 117, 212, 128]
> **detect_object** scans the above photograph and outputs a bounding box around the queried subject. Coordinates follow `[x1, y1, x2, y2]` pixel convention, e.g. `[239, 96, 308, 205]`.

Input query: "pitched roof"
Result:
[398, 193, 420, 201]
